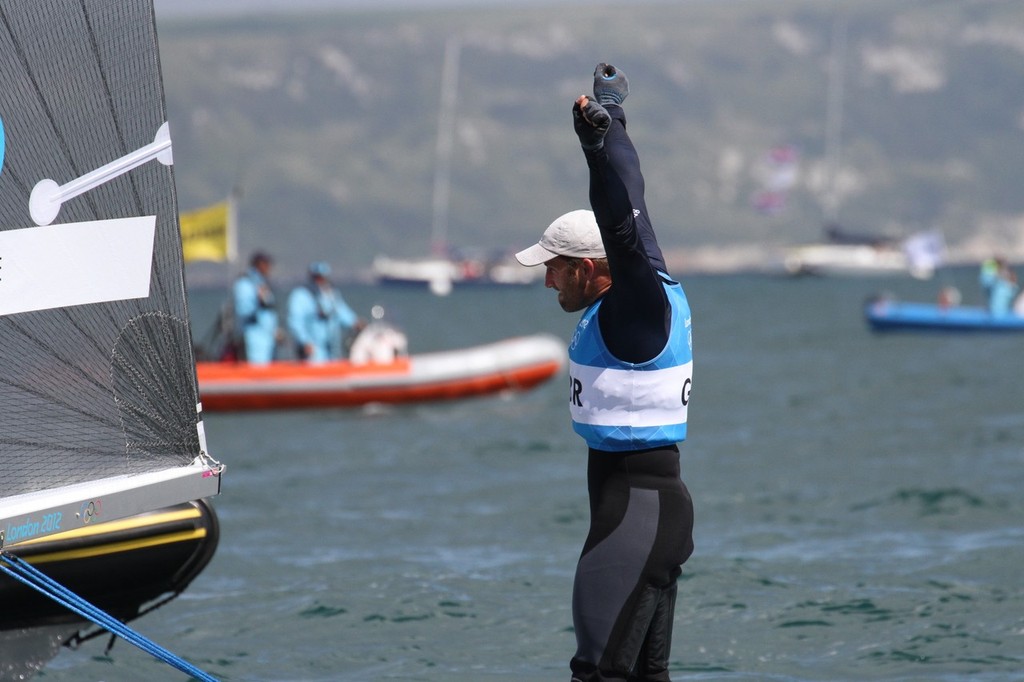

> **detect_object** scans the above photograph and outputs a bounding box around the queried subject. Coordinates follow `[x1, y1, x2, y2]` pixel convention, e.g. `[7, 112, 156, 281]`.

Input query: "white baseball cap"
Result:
[514, 209, 606, 266]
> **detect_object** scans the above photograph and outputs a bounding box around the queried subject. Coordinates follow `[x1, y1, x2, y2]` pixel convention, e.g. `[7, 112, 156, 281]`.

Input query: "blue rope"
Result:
[0, 550, 218, 681]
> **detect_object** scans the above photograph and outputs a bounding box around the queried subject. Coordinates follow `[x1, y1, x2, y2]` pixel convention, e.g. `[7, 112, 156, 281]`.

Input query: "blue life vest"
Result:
[568, 277, 693, 452]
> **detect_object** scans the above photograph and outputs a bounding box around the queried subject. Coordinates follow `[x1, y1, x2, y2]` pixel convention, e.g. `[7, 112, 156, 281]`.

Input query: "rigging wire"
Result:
[0, 550, 218, 681]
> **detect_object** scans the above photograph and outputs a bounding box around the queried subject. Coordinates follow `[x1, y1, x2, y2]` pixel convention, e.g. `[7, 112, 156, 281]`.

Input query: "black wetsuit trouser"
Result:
[570, 445, 694, 682]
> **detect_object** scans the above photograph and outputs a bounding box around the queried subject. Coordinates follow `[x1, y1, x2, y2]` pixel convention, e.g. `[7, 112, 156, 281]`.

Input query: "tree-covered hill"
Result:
[158, 0, 1024, 278]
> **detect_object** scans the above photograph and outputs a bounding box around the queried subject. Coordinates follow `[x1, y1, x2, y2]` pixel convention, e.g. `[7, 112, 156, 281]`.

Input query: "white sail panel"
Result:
[0, 217, 155, 316]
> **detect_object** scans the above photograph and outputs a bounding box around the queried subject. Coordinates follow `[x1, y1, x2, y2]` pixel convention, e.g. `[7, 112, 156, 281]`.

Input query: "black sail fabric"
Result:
[0, 0, 201, 497]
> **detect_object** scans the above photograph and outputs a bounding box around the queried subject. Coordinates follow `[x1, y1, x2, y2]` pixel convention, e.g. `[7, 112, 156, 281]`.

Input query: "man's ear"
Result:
[579, 258, 596, 278]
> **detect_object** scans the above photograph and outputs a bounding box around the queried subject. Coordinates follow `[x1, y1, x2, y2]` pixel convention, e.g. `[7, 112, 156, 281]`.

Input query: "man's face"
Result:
[544, 256, 589, 313]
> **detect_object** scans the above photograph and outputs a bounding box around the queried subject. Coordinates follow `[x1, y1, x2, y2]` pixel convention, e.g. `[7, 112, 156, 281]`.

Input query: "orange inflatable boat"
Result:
[196, 332, 565, 411]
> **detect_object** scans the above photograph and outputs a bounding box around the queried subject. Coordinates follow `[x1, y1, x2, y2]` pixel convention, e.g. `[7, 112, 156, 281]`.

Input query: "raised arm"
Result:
[574, 66, 671, 363]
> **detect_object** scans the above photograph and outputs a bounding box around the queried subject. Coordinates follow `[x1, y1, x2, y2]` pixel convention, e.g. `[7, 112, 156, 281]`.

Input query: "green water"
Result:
[35, 271, 1024, 681]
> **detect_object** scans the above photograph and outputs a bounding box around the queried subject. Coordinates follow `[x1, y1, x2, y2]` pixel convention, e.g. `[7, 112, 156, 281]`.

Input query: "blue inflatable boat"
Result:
[865, 298, 1024, 333]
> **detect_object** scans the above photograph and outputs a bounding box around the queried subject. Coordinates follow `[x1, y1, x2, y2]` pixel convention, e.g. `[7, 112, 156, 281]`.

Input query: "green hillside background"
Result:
[157, 0, 1024, 281]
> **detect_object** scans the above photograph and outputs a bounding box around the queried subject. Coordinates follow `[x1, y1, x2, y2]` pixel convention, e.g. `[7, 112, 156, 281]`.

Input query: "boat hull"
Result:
[372, 256, 541, 291]
[1, 500, 219, 631]
[784, 244, 914, 277]
[865, 299, 1024, 333]
[197, 333, 566, 411]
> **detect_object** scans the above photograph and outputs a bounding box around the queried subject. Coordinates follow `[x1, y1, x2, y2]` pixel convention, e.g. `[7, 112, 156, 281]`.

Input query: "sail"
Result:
[0, 0, 221, 547]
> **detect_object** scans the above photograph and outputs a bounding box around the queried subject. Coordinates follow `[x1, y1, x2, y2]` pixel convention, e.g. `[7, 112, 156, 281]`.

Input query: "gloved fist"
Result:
[593, 63, 628, 106]
[573, 95, 610, 151]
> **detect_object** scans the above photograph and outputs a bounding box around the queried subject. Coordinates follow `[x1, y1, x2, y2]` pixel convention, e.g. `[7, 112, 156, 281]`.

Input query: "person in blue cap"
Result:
[516, 64, 694, 682]
[287, 261, 362, 362]
[232, 251, 280, 364]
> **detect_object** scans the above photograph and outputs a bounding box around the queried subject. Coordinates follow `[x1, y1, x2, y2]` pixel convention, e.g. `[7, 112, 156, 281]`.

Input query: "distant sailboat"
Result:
[783, 17, 942, 279]
[0, 0, 223, 675]
[372, 37, 540, 294]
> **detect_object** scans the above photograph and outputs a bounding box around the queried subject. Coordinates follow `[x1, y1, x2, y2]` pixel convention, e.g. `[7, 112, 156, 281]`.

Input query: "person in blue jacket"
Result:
[515, 64, 694, 681]
[287, 261, 362, 362]
[979, 257, 1019, 316]
[232, 251, 279, 364]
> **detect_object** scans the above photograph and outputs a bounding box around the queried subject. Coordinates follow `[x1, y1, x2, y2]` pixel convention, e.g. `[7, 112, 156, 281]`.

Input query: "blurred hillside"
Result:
[157, 0, 1024, 281]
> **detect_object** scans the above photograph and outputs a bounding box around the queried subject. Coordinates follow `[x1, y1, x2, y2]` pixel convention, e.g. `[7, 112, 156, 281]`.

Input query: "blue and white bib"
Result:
[568, 277, 693, 452]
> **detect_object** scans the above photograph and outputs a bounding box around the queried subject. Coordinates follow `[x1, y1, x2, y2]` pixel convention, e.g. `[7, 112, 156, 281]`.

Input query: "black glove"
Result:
[593, 63, 629, 106]
[573, 96, 611, 151]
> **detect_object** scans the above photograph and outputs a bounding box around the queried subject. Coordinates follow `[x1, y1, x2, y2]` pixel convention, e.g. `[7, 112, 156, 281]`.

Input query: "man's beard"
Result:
[557, 269, 589, 313]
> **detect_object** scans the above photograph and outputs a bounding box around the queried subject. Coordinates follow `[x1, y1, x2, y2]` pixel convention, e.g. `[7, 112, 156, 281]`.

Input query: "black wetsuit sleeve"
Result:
[584, 105, 670, 364]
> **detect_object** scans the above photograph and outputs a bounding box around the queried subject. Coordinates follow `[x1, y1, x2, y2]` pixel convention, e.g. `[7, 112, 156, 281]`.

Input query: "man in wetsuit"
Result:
[515, 64, 695, 682]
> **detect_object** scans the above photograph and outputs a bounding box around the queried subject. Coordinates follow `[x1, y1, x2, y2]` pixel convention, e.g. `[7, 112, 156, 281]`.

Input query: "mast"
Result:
[228, 186, 241, 263]
[823, 15, 847, 226]
[430, 36, 460, 257]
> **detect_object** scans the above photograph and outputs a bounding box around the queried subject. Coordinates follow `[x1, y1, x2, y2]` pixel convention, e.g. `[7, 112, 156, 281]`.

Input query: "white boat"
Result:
[782, 19, 943, 281]
[373, 253, 541, 295]
[782, 228, 944, 279]
[373, 38, 540, 295]
[783, 242, 913, 277]
[0, 0, 223, 676]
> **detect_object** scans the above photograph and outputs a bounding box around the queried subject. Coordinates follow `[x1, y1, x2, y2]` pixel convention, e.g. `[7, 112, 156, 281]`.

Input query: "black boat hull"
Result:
[1, 499, 219, 631]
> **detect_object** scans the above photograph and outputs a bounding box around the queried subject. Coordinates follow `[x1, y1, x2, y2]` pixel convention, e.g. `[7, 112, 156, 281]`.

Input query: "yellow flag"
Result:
[180, 200, 233, 262]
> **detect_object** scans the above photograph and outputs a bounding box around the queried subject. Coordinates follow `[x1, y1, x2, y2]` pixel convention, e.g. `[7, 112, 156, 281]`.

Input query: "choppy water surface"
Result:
[36, 271, 1024, 681]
